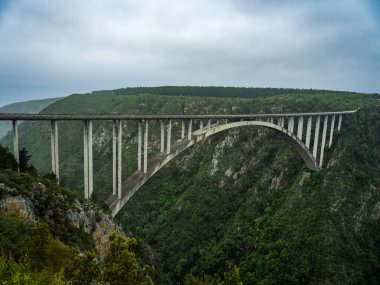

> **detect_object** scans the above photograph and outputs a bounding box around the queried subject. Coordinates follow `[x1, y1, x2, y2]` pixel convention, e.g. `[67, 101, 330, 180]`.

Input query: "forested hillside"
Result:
[1, 88, 379, 284]
[0, 144, 159, 284]
[91, 86, 376, 99]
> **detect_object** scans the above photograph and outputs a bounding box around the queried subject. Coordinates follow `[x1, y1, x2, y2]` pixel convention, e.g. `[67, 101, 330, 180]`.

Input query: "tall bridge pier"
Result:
[0, 110, 356, 216]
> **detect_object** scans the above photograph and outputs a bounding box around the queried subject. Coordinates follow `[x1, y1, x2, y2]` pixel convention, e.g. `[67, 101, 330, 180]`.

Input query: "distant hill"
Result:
[0, 97, 63, 138]
[92, 86, 380, 99]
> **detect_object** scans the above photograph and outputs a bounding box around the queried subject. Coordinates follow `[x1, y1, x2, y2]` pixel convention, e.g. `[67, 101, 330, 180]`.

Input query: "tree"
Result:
[102, 232, 154, 285]
[18, 147, 37, 175]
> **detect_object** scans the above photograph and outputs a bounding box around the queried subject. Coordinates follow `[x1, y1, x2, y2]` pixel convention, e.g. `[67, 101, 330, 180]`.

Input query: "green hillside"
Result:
[0, 144, 159, 284]
[1, 88, 379, 284]
[91, 86, 371, 99]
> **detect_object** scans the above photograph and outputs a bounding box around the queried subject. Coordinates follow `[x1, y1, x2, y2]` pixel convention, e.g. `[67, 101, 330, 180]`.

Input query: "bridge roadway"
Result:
[0, 110, 356, 121]
[0, 110, 357, 216]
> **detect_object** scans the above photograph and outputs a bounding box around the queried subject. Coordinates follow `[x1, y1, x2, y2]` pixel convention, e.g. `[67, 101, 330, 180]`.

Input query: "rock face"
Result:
[0, 181, 123, 261]
[0, 195, 37, 222]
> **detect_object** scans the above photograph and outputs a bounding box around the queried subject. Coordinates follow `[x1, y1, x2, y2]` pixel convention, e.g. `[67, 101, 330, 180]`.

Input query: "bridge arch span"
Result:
[108, 120, 319, 217]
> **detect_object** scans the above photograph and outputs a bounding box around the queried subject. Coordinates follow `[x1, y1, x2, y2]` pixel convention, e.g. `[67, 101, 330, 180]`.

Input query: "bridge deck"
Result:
[0, 110, 356, 121]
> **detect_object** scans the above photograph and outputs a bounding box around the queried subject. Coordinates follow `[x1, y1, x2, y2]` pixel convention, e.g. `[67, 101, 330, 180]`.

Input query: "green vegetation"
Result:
[1, 87, 379, 283]
[92, 86, 379, 100]
[0, 144, 158, 284]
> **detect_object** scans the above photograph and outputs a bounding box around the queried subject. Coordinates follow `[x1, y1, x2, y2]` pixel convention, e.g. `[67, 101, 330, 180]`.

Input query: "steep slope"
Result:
[120, 106, 380, 284]
[1, 89, 379, 283]
[0, 97, 63, 138]
[0, 144, 159, 283]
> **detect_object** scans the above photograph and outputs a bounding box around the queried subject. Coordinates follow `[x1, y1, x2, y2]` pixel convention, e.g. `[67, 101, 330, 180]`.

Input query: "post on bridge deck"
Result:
[305, 116, 312, 148]
[337, 114, 342, 131]
[166, 120, 171, 155]
[313, 116, 321, 159]
[329, 115, 336, 148]
[138, 120, 142, 170]
[188, 119, 192, 140]
[181, 120, 185, 139]
[12, 120, 19, 171]
[297, 116, 304, 140]
[319, 115, 328, 168]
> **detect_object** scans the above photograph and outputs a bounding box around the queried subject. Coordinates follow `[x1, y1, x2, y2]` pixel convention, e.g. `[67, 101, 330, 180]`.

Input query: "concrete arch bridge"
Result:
[0, 111, 356, 216]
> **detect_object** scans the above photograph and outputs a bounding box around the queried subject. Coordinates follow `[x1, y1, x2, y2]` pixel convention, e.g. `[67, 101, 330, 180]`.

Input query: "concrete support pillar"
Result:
[329, 115, 336, 148]
[143, 120, 148, 173]
[207, 119, 211, 130]
[188, 119, 192, 140]
[288, 117, 294, 133]
[138, 121, 142, 170]
[270, 117, 274, 124]
[117, 120, 122, 198]
[181, 120, 185, 139]
[166, 120, 171, 155]
[277, 117, 281, 126]
[312, 116, 321, 159]
[88, 120, 93, 197]
[338, 114, 342, 131]
[83, 120, 89, 199]
[83, 120, 93, 198]
[112, 120, 117, 196]
[54, 121, 59, 182]
[297, 116, 304, 140]
[50, 120, 56, 175]
[160, 120, 165, 152]
[12, 120, 19, 171]
[305, 116, 312, 148]
[200, 120, 204, 130]
[281, 117, 285, 128]
[319, 115, 328, 168]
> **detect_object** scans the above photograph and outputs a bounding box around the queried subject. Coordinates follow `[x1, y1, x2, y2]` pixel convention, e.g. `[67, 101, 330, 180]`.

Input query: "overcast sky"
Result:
[0, 0, 379, 107]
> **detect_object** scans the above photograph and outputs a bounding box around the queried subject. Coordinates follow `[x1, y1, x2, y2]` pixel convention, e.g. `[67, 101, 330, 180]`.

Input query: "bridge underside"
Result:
[107, 121, 318, 217]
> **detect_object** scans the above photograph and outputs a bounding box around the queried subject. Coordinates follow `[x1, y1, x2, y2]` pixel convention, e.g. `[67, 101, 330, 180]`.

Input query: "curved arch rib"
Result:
[107, 120, 319, 217]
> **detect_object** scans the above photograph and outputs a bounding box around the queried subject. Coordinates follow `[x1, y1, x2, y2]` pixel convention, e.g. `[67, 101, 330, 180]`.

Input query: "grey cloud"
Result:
[0, 0, 379, 106]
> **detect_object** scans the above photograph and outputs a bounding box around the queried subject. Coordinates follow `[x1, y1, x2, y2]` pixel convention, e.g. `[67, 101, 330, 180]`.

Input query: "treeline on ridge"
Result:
[91, 86, 377, 99]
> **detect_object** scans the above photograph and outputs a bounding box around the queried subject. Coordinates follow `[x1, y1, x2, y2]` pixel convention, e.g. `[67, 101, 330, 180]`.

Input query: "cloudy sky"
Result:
[0, 0, 379, 106]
